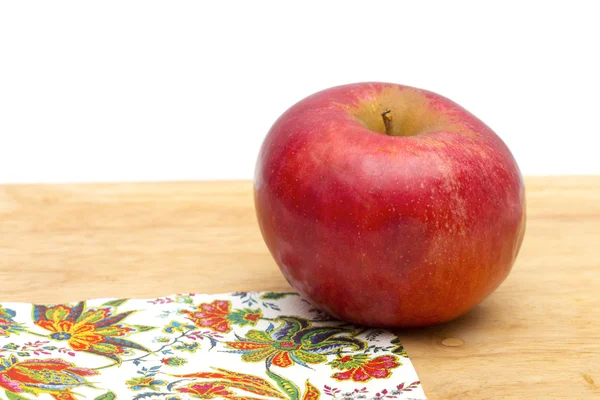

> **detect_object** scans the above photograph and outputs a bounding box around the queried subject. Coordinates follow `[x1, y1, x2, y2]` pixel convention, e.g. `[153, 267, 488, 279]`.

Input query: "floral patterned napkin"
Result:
[0, 292, 426, 400]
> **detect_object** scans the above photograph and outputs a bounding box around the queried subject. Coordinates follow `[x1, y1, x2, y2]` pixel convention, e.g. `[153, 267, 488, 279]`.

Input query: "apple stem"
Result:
[381, 109, 393, 136]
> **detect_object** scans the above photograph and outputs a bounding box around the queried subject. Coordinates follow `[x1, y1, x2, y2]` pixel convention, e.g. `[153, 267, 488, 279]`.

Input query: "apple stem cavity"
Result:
[381, 109, 393, 136]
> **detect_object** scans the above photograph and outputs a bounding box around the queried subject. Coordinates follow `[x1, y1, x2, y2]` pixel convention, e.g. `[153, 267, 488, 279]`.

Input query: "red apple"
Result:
[254, 82, 525, 327]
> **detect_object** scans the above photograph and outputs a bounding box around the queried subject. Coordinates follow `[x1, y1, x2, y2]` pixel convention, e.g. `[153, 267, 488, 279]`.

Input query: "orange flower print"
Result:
[33, 302, 149, 363]
[172, 368, 320, 399]
[184, 300, 232, 333]
[184, 300, 263, 333]
[0, 355, 98, 400]
[329, 354, 401, 382]
[177, 383, 234, 398]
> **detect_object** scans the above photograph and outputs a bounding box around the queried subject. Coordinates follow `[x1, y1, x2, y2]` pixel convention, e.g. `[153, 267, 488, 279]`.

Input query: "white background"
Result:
[1, 1, 599, 183]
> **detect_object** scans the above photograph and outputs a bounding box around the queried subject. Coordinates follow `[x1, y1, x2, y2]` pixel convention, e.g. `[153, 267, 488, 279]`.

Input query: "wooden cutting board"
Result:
[0, 177, 598, 399]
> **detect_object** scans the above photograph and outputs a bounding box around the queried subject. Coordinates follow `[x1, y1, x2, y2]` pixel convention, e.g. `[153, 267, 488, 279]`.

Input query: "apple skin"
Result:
[254, 82, 525, 327]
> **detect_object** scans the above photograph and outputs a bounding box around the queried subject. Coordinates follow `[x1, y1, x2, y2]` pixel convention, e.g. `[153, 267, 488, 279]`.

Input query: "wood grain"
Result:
[0, 177, 598, 399]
